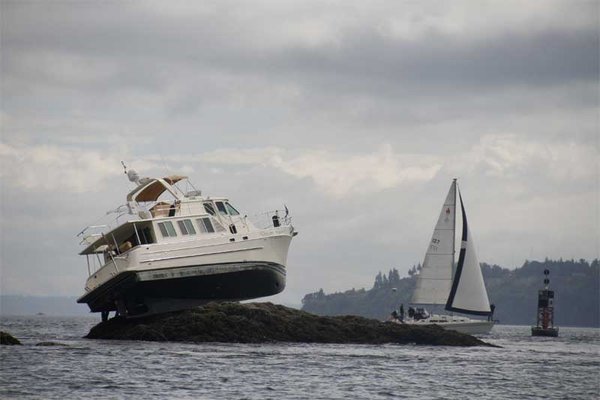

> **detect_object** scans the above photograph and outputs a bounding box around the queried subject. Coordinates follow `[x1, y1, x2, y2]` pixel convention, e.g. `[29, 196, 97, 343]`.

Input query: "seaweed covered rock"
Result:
[1, 331, 22, 345]
[86, 302, 492, 347]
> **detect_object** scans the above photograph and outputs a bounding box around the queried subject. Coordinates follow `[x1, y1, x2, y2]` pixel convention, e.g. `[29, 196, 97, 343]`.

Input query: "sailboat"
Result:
[395, 179, 494, 334]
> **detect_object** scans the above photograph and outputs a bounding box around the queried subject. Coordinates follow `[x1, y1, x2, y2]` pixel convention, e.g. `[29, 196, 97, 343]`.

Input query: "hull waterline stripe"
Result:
[444, 306, 492, 317]
[136, 262, 285, 282]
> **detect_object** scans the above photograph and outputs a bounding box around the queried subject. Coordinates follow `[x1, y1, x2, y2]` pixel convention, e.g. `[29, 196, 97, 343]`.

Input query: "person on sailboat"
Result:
[414, 307, 429, 320]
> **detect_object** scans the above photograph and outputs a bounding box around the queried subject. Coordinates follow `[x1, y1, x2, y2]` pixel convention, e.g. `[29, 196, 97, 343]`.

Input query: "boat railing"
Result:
[79, 205, 291, 247]
[77, 203, 154, 246]
[78, 224, 111, 246]
[248, 209, 293, 230]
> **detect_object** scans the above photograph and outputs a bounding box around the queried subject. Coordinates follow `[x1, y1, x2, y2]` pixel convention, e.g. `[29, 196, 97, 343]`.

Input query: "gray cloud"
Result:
[4, 2, 598, 99]
[1, 1, 598, 303]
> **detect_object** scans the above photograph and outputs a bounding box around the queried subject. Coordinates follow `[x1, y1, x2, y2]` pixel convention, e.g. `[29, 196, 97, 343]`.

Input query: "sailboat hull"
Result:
[395, 315, 494, 335]
[434, 320, 494, 335]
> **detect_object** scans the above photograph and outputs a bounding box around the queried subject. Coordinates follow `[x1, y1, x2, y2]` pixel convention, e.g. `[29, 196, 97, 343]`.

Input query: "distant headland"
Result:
[302, 259, 599, 327]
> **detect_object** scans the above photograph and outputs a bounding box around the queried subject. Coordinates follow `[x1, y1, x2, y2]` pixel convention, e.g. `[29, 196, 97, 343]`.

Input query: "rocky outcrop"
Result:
[86, 302, 493, 347]
[1, 331, 22, 345]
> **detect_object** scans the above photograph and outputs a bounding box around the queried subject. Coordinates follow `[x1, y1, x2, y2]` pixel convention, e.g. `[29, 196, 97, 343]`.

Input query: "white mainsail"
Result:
[411, 180, 456, 305]
[445, 191, 492, 315]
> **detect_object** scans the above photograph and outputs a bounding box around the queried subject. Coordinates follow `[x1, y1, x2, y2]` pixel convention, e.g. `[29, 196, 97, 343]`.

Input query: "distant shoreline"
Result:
[301, 259, 600, 328]
[0, 295, 90, 317]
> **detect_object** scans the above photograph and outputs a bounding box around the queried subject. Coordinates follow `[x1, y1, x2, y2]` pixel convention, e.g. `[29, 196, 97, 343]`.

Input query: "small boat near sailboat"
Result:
[391, 179, 494, 335]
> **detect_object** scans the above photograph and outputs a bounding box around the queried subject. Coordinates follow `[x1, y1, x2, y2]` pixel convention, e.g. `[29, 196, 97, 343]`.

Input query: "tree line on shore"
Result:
[301, 259, 599, 327]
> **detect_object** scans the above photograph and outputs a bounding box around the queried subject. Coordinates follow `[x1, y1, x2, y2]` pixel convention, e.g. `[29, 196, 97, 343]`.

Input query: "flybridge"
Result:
[78, 172, 253, 254]
[126, 175, 189, 203]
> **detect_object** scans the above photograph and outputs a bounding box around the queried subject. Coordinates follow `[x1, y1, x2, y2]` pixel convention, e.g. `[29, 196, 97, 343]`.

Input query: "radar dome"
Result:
[127, 169, 140, 184]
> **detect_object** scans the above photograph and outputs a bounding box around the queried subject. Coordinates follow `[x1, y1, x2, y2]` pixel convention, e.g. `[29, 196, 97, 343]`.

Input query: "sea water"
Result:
[1, 315, 598, 399]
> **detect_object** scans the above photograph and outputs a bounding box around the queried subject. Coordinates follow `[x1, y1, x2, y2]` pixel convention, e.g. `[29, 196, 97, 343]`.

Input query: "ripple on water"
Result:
[0, 320, 598, 400]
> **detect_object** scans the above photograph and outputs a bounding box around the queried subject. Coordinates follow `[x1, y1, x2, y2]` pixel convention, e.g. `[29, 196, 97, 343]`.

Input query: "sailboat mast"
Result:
[450, 178, 457, 316]
[452, 179, 457, 270]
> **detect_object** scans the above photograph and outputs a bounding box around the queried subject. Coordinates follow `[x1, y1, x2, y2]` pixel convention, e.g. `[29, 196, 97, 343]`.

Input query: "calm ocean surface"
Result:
[1, 315, 598, 399]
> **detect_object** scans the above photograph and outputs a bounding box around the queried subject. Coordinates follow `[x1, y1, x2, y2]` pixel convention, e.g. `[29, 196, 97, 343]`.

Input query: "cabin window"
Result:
[178, 219, 196, 235]
[196, 217, 215, 233]
[212, 219, 226, 232]
[225, 202, 240, 216]
[203, 203, 216, 216]
[215, 201, 228, 216]
[158, 221, 177, 238]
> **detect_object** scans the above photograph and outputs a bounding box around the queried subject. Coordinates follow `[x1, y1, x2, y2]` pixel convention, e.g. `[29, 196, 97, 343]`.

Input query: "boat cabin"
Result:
[78, 175, 249, 273]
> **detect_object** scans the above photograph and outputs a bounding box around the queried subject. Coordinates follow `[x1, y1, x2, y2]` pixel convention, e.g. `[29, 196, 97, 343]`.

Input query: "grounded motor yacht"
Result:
[77, 167, 297, 320]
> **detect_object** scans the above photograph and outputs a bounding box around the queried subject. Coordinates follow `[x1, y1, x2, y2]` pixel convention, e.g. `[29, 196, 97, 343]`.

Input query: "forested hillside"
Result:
[301, 259, 599, 327]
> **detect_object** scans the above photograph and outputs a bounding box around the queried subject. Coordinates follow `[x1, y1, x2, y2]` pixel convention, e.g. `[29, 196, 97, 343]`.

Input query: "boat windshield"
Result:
[215, 202, 228, 216]
[225, 202, 240, 215]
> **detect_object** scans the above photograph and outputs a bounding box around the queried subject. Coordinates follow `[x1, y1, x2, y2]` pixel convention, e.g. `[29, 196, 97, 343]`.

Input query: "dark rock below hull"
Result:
[86, 302, 492, 347]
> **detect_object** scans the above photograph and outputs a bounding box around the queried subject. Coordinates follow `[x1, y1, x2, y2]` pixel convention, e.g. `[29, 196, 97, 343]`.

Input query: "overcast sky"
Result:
[1, 0, 598, 306]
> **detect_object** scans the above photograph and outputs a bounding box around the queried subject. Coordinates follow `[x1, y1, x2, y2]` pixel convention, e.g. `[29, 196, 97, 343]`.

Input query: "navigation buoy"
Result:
[531, 269, 559, 337]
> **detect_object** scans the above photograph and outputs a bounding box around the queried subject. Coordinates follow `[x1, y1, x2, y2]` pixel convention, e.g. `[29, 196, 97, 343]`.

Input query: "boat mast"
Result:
[452, 178, 457, 274]
[450, 178, 457, 315]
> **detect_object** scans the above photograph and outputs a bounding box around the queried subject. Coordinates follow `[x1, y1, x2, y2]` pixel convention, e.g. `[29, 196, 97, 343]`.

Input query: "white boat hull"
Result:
[434, 320, 494, 335]
[77, 173, 298, 318]
[395, 315, 494, 335]
[78, 229, 293, 315]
